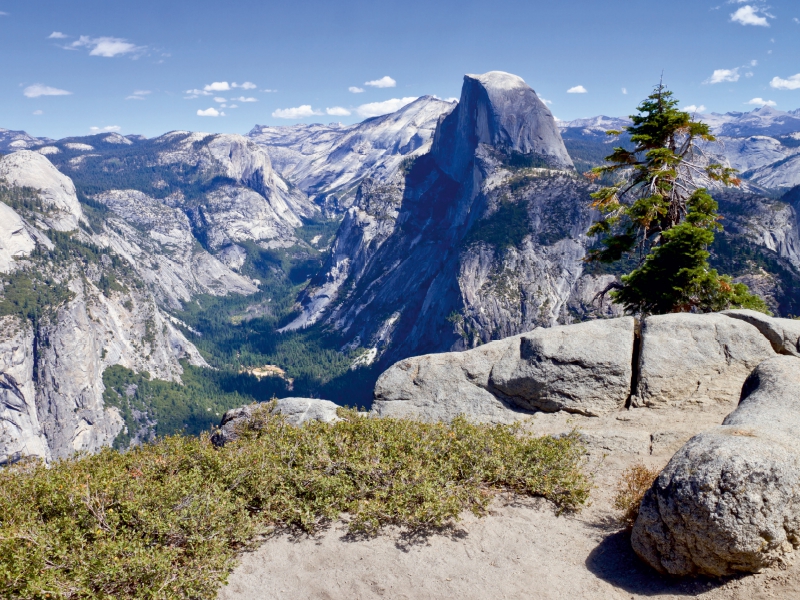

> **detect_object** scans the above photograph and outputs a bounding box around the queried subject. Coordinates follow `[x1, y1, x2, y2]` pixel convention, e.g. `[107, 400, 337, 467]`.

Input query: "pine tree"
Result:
[586, 82, 768, 315]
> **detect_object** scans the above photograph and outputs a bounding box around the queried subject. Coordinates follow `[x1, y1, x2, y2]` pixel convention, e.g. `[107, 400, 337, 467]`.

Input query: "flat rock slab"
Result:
[490, 317, 635, 416]
[632, 355, 800, 576]
[634, 313, 774, 408]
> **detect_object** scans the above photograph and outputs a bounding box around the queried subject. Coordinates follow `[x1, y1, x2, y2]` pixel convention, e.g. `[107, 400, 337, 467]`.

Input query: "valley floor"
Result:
[219, 401, 800, 600]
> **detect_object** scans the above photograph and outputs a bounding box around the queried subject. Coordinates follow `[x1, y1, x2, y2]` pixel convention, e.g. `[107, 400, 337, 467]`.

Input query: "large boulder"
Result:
[722, 309, 800, 357]
[211, 398, 342, 447]
[372, 336, 528, 424]
[632, 355, 800, 576]
[489, 317, 635, 416]
[634, 313, 774, 408]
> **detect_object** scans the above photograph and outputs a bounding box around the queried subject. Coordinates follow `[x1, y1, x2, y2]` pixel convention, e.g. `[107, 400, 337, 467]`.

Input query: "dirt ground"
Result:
[218, 401, 800, 600]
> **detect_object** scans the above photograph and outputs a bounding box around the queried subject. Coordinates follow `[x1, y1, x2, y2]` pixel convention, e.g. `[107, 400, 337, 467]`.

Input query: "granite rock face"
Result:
[0, 150, 85, 231]
[0, 202, 37, 273]
[372, 335, 530, 424]
[722, 309, 800, 357]
[634, 313, 774, 408]
[489, 317, 635, 417]
[0, 317, 48, 463]
[432, 71, 574, 179]
[211, 398, 343, 446]
[632, 355, 800, 576]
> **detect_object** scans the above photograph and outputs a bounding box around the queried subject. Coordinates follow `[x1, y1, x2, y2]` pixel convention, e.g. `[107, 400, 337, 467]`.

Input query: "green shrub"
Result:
[0, 405, 589, 599]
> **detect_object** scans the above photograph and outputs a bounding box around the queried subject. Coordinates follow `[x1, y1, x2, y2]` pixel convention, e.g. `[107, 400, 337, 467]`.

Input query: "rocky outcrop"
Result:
[373, 335, 529, 424]
[0, 317, 48, 463]
[0, 150, 84, 231]
[432, 71, 574, 179]
[0, 202, 37, 273]
[723, 309, 800, 356]
[632, 355, 800, 576]
[211, 398, 342, 446]
[633, 313, 775, 408]
[489, 318, 635, 416]
[372, 312, 800, 423]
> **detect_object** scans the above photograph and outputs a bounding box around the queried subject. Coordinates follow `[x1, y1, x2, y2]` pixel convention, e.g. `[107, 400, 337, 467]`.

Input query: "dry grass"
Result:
[613, 462, 660, 528]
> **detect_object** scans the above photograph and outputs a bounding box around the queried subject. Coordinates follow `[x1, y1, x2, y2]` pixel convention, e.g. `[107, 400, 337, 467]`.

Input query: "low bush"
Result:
[613, 462, 660, 528]
[0, 405, 589, 599]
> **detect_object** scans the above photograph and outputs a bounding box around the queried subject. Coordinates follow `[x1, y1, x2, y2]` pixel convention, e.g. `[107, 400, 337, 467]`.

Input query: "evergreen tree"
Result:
[586, 82, 768, 315]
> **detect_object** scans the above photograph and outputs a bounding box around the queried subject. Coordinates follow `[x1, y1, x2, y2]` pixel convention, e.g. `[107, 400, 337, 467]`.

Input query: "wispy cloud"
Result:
[730, 5, 771, 26]
[48, 31, 67, 39]
[90, 125, 121, 133]
[126, 90, 151, 100]
[24, 84, 72, 98]
[622, 87, 628, 94]
[33, 110, 43, 115]
[233, 82, 256, 89]
[70, 36, 145, 57]
[272, 105, 323, 119]
[540, 98, 553, 105]
[197, 107, 224, 117]
[356, 97, 417, 117]
[214, 97, 227, 103]
[364, 76, 396, 88]
[567, 85, 587, 94]
[0, 11, 8, 16]
[326, 106, 351, 116]
[682, 104, 707, 113]
[770, 74, 800, 90]
[705, 68, 740, 84]
[746, 97, 777, 106]
[233, 96, 257, 102]
[349, 86, 365, 93]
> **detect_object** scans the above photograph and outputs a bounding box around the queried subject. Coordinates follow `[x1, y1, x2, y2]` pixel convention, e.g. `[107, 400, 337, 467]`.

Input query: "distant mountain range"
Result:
[2, 74, 800, 464]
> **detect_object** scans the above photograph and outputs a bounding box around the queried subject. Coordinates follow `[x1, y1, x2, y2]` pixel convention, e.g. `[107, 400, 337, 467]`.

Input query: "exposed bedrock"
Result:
[372, 312, 799, 422]
[632, 355, 800, 576]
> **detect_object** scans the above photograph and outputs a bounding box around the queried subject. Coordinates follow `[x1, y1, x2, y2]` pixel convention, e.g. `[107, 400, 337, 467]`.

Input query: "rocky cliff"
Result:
[0, 153, 208, 462]
[282, 72, 617, 369]
[248, 96, 456, 213]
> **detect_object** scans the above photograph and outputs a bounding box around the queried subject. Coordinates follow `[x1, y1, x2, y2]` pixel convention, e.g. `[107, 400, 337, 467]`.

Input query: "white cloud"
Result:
[730, 5, 770, 26]
[228, 104, 238, 109]
[746, 97, 777, 106]
[90, 125, 121, 132]
[214, 96, 227, 103]
[540, 97, 553, 105]
[683, 104, 707, 113]
[705, 68, 740, 84]
[770, 74, 800, 90]
[48, 31, 67, 39]
[23, 84, 72, 98]
[446, 97, 459, 103]
[349, 86, 365, 93]
[262, 89, 277, 93]
[567, 85, 587, 94]
[33, 110, 43, 115]
[0, 11, 8, 16]
[233, 96, 258, 102]
[233, 82, 257, 89]
[794, 17, 799, 24]
[184, 88, 211, 98]
[197, 107, 222, 117]
[272, 105, 323, 119]
[326, 106, 351, 116]
[126, 90, 151, 100]
[204, 81, 231, 92]
[356, 97, 417, 117]
[622, 87, 628, 94]
[71, 36, 144, 57]
[750, 59, 758, 67]
[364, 76, 396, 88]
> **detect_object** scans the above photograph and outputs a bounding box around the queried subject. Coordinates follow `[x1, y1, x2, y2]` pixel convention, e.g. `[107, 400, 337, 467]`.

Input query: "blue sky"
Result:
[2, 0, 799, 139]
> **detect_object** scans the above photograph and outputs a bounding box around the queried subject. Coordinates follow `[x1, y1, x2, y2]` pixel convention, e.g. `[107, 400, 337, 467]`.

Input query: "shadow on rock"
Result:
[586, 530, 732, 596]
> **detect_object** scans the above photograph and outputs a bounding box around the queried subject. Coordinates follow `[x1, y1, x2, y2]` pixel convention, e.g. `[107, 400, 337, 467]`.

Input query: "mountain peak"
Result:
[432, 71, 573, 178]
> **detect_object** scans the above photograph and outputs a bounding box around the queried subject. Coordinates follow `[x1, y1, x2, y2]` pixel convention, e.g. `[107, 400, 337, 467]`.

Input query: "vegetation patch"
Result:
[613, 462, 660, 528]
[464, 200, 529, 250]
[0, 405, 589, 599]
